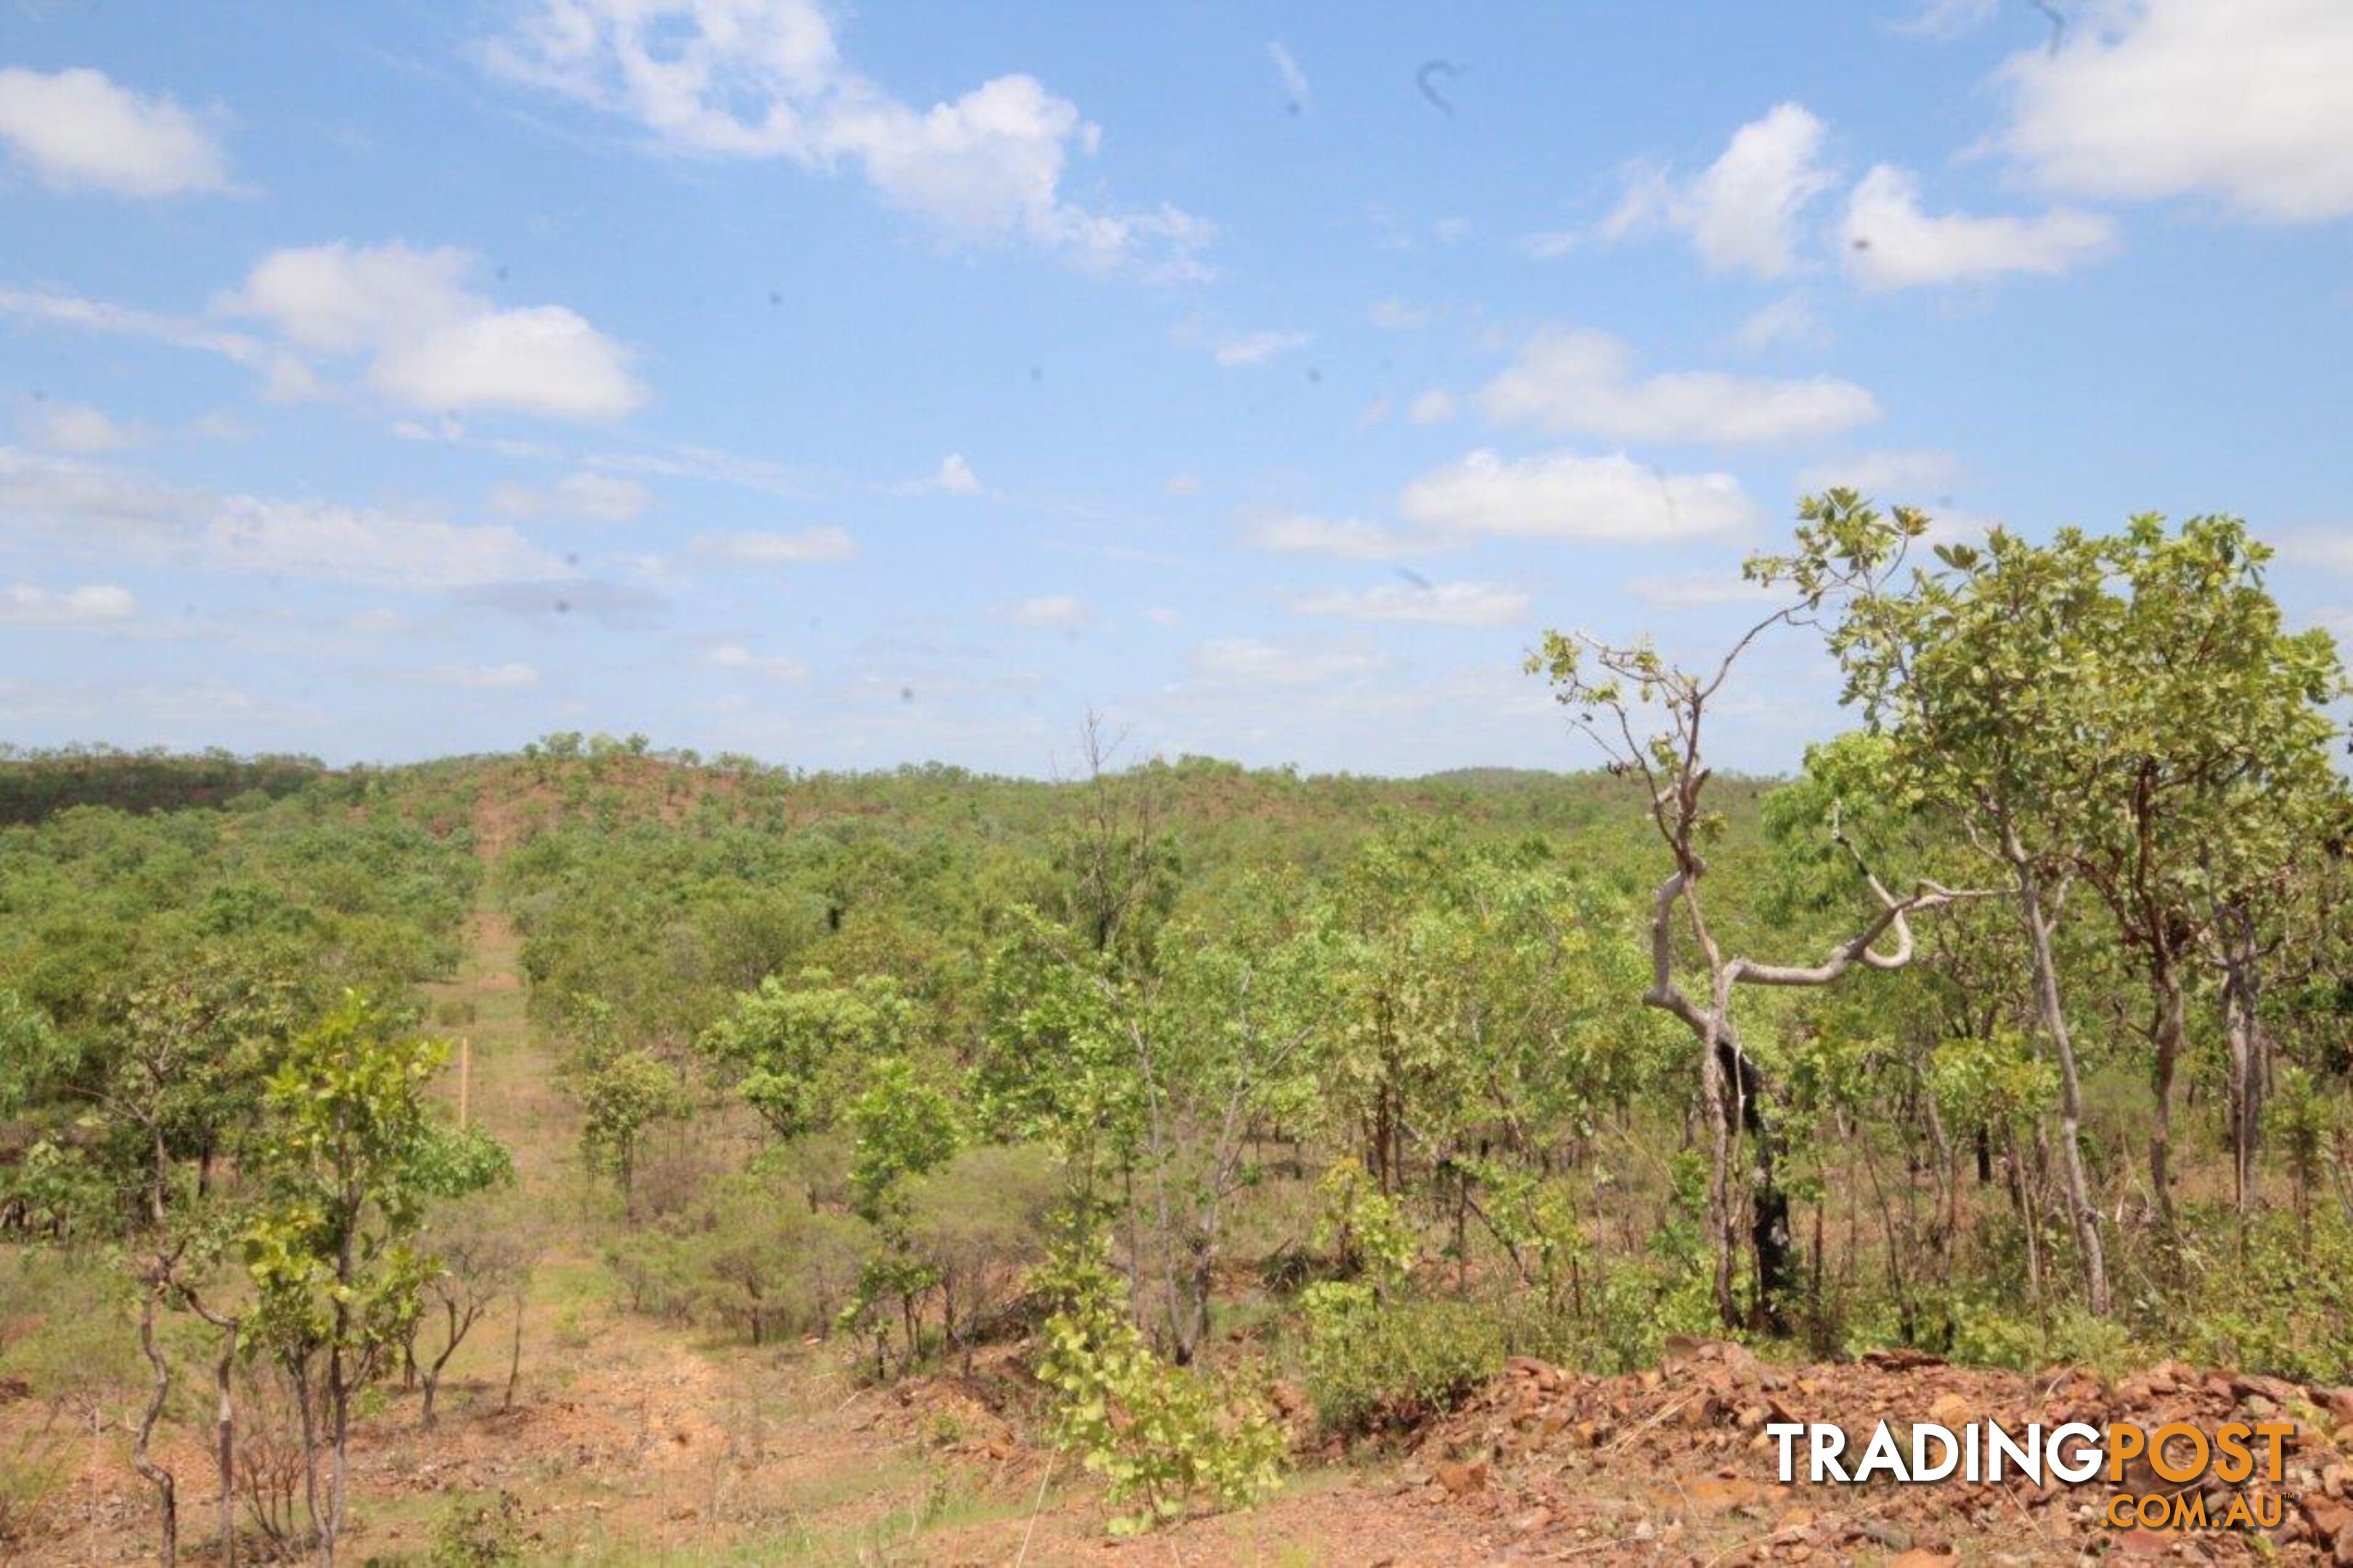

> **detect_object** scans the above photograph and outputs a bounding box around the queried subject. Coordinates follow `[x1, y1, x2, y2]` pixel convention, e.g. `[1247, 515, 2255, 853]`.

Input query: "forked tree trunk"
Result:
[133, 1285, 177, 1568]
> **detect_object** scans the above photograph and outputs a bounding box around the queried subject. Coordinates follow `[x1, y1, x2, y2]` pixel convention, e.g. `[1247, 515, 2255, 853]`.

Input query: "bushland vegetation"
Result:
[2, 499, 2348, 1559]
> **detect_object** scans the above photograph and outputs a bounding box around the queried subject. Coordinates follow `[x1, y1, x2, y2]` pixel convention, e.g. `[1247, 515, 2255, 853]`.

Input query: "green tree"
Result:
[698, 970, 912, 1141]
[577, 1049, 688, 1220]
[1530, 536, 1988, 1331]
[240, 994, 507, 1567]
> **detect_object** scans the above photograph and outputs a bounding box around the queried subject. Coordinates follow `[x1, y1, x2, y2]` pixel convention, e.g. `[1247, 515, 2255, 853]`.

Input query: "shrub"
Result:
[428, 1489, 524, 1568]
[1296, 1282, 1506, 1436]
[1035, 1248, 1286, 1534]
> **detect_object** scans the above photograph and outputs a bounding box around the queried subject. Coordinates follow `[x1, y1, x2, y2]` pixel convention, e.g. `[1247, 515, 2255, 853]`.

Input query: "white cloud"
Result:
[482, 0, 1210, 276]
[1006, 594, 1087, 628]
[1520, 230, 1581, 261]
[221, 242, 643, 420]
[1210, 329, 1310, 367]
[587, 443, 807, 498]
[1840, 165, 2113, 288]
[1190, 637, 1385, 687]
[689, 526, 857, 564]
[891, 452, 983, 496]
[1294, 581, 1529, 628]
[0, 67, 231, 197]
[1999, 0, 2353, 221]
[1400, 449, 1755, 543]
[1602, 104, 1833, 278]
[0, 446, 582, 591]
[0, 286, 323, 401]
[0, 445, 197, 534]
[492, 470, 650, 522]
[1480, 327, 1880, 444]
[205, 498, 570, 588]
[375, 307, 638, 420]
[1798, 449, 1964, 496]
[708, 643, 810, 681]
[1733, 293, 1823, 351]
[1245, 513, 1446, 560]
[417, 662, 540, 689]
[1268, 42, 1310, 112]
[1406, 389, 1457, 425]
[0, 583, 135, 624]
[21, 399, 139, 454]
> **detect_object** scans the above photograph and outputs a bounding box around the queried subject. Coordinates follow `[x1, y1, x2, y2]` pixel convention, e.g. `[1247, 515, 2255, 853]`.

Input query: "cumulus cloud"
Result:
[1293, 581, 1529, 628]
[220, 242, 643, 420]
[1999, 0, 2353, 221]
[1601, 104, 1834, 278]
[1479, 327, 1879, 444]
[0, 583, 136, 624]
[688, 526, 857, 564]
[1400, 449, 1755, 543]
[492, 470, 650, 522]
[481, 0, 1210, 276]
[0, 67, 232, 197]
[1840, 166, 2113, 287]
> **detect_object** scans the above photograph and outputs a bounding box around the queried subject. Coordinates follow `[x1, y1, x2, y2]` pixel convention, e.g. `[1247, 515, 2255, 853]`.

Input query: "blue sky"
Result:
[2, 0, 2348, 775]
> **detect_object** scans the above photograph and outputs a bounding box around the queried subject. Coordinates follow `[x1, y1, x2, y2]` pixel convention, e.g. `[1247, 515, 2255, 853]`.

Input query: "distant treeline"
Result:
[0, 744, 328, 823]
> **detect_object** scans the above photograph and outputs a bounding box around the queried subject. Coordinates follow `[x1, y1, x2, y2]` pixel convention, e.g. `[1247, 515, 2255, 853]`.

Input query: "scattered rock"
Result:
[1433, 1458, 1488, 1497]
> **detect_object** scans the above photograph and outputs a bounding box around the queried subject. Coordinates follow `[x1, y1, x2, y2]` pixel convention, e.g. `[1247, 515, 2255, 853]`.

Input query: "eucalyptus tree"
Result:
[1758, 494, 2121, 1311]
[1765, 499, 2348, 1305]
[1529, 526, 1986, 1330]
[240, 994, 508, 1567]
[89, 947, 309, 1568]
[2058, 516, 2345, 1230]
[976, 885, 1319, 1365]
